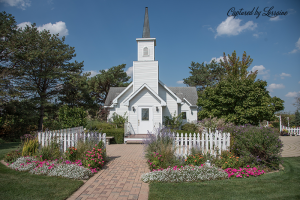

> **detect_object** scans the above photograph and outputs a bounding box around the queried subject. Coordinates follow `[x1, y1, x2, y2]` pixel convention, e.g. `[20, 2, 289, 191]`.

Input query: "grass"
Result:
[148, 157, 300, 200]
[0, 142, 84, 200]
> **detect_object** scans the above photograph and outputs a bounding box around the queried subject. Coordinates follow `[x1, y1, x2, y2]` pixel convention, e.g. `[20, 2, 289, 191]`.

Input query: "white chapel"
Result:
[104, 7, 198, 142]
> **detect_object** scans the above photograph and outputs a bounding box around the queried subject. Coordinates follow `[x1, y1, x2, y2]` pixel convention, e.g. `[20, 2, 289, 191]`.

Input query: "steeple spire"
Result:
[142, 7, 150, 38]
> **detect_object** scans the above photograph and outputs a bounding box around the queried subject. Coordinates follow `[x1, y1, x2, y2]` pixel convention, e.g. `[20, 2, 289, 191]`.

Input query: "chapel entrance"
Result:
[138, 106, 153, 134]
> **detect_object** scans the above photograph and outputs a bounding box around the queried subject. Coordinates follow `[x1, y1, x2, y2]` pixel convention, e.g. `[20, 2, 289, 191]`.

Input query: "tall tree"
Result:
[198, 51, 284, 125]
[59, 72, 97, 110]
[9, 23, 84, 131]
[183, 60, 225, 92]
[88, 64, 131, 104]
[0, 11, 20, 104]
[220, 50, 257, 81]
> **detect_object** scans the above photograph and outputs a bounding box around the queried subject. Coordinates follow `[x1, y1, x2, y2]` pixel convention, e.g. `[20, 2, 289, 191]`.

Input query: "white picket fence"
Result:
[37, 126, 106, 152]
[281, 125, 300, 136]
[165, 129, 230, 158]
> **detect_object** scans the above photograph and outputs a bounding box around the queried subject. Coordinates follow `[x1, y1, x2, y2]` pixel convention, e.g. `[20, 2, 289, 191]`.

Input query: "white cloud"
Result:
[17, 22, 31, 30]
[86, 70, 100, 77]
[253, 33, 259, 38]
[0, 0, 31, 10]
[270, 16, 281, 21]
[289, 37, 300, 54]
[251, 65, 270, 79]
[17, 21, 69, 37]
[37, 21, 68, 37]
[210, 55, 229, 63]
[267, 83, 285, 92]
[285, 92, 299, 97]
[215, 16, 257, 38]
[177, 80, 184, 84]
[280, 72, 291, 79]
[126, 66, 133, 77]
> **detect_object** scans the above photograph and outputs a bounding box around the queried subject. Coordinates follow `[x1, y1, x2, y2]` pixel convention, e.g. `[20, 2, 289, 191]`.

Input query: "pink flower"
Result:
[88, 164, 91, 167]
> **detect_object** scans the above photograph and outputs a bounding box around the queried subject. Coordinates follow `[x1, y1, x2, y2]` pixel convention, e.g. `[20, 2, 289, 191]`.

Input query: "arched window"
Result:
[143, 47, 149, 56]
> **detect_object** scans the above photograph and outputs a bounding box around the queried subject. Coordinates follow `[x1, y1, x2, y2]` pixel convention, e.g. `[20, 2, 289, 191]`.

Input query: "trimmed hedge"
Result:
[102, 128, 124, 144]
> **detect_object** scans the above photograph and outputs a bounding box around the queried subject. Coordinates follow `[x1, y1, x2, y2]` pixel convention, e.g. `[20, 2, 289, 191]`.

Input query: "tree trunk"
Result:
[38, 104, 44, 131]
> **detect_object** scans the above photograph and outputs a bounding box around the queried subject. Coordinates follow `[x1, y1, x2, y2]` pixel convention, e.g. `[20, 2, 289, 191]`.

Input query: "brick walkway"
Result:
[68, 136, 300, 200]
[67, 144, 149, 200]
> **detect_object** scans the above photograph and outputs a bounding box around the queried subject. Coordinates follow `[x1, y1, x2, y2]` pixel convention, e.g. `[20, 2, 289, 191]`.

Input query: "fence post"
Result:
[103, 133, 106, 149]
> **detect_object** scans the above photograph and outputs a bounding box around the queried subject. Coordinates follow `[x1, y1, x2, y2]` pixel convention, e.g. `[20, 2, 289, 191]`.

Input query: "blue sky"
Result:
[1, 0, 299, 113]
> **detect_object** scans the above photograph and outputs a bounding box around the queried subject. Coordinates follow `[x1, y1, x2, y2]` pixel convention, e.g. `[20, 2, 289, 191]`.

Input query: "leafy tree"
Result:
[198, 51, 284, 125]
[109, 112, 128, 128]
[293, 94, 300, 111]
[58, 105, 87, 129]
[220, 50, 257, 81]
[0, 11, 21, 104]
[0, 100, 39, 140]
[291, 110, 300, 127]
[183, 60, 225, 92]
[59, 72, 97, 112]
[8, 23, 84, 131]
[198, 78, 284, 125]
[88, 64, 131, 104]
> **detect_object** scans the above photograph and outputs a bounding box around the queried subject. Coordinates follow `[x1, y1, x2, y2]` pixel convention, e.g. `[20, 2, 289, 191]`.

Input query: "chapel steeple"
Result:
[142, 7, 150, 38]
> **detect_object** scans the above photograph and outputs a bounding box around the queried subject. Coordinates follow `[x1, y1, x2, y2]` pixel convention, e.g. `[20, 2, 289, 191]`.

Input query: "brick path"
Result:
[280, 136, 300, 157]
[67, 144, 149, 200]
[67, 136, 300, 200]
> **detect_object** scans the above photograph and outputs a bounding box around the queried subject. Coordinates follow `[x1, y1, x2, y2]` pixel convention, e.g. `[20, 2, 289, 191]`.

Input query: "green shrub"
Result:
[214, 150, 243, 169]
[58, 105, 87, 129]
[4, 149, 22, 163]
[144, 128, 182, 170]
[163, 112, 183, 129]
[229, 125, 283, 170]
[0, 138, 5, 144]
[75, 134, 100, 160]
[109, 112, 128, 128]
[65, 147, 78, 162]
[82, 141, 106, 170]
[272, 121, 280, 128]
[181, 123, 198, 132]
[185, 153, 206, 166]
[102, 128, 124, 144]
[86, 120, 115, 130]
[22, 139, 39, 156]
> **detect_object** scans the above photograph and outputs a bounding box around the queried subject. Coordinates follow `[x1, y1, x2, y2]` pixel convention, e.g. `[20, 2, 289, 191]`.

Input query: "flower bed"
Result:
[141, 165, 227, 183]
[8, 156, 96, 180]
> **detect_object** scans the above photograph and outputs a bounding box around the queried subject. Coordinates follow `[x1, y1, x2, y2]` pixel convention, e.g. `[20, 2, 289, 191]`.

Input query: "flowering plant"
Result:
[224, 165, 265, 178]
[185, 153, 205, 166]
[147, 152, 165, 171]
[65, 147, 78, 161]
[83, 144, 105, 170]
[215, 151, 242, 169]
[4, 150, 22, 163]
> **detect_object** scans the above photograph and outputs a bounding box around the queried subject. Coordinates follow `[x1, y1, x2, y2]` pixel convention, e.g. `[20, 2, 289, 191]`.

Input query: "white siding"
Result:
[107, 107, 116, 122]
[115, 86, 133, 117]
[129, 87, 162, 134]
[158, 84, 178, 122]
[137, 40, 155, 61]
[180, 102, 198, 123]
[133, 61, 158, 93]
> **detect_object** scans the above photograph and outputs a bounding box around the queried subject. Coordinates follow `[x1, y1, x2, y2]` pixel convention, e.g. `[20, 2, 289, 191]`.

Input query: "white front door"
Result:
[138, 106, 153, 134]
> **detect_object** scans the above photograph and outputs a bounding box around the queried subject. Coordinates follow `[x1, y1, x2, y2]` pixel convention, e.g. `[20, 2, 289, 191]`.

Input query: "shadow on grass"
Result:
[0, 142, 84, 200]
[149, 157, 300, 200]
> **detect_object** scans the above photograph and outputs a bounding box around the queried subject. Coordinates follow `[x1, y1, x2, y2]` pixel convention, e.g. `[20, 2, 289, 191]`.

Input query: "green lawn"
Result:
[0, 142, 84, 200]
[149, 157, 300, 200]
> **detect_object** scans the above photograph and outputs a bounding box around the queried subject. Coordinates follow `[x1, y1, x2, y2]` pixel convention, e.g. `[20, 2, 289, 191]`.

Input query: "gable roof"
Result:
[123, 83, 166, 106]
[104, 84, 198, 107]
[104, 87, 127, 107]
[168, 87, 198, 106]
